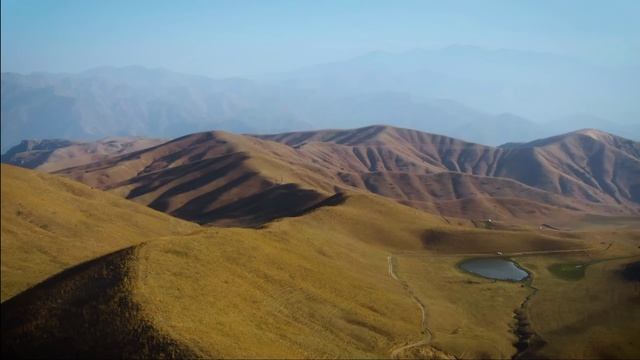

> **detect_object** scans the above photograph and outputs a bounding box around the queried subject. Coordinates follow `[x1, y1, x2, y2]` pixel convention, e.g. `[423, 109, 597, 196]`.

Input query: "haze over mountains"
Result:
[3, 46, 638, 152]
[278, 46, 639, 122]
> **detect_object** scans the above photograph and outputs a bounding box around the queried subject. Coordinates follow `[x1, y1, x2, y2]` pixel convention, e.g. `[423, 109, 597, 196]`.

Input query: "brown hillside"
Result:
[259, 126, 640, 207]
[259, 126, 640, 212]
[496, 129, 640, 204]
[1, 137, 165, 172]
[55, 131, 343, 226]
[54, 126, 639, 225]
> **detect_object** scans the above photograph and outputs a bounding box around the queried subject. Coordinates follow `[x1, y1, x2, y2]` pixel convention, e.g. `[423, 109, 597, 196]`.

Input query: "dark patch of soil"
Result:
[621, 261, 640, 282]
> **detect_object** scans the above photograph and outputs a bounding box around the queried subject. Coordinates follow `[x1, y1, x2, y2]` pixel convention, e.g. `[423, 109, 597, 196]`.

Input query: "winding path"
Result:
[388, 255, 433, 358]
[393, 246, 604, 258]
[387, 241, 623, 358]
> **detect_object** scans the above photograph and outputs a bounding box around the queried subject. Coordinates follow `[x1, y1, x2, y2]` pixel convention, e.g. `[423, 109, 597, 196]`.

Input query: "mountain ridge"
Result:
[35, 125, 638, 226]
[1, 137, 166, 172]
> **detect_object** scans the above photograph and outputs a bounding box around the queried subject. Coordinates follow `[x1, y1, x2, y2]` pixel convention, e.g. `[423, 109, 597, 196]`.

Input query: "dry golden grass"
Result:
[390, 230, 640, 359]
[133, 231, 417, 357]
[395, 254, 529, 359]
[130, 194, 470, 358]
[3, 191, 459, 358]
[0, 164, 198, 301]
[1, 247, 195, 359]
[2, 165, 639, 358]
[518, 233, 640, 359]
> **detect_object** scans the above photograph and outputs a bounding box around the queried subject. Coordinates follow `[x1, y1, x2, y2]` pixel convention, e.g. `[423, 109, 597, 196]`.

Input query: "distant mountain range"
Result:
[2, 47, 639, 151]
[0, 67, 311, 152]
[6, 126, 637, 226]
[278, 45, 640, 122]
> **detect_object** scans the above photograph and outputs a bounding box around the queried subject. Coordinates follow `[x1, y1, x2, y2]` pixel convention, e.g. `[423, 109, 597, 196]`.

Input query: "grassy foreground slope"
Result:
[1, 247, 197, 359]
[6, 165, 628, 359]
[2, 180, 588, 358]
[0, 164, 197, 301]
[0, 191, 453, 358]
[134, 196, 588, 359]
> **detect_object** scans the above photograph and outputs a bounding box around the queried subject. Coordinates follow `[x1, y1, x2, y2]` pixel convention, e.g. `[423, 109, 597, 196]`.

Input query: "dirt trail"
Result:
[388, 255, 433, 358]
[394, 247, 601, 258]
[387, 242, 623, 359]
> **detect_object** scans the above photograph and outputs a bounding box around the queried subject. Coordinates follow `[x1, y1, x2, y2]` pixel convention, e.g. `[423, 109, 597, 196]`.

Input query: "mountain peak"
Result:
[571, 128, 610, 138]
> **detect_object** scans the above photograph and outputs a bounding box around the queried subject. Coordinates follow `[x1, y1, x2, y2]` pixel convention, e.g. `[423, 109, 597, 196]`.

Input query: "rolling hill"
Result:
[258, 126, 640, 208]
[53, 131, 344, 226]
[5, 164, 608, 358]
[1, 137, 165, 172]
[0, 164, 197, 301]
[50, 126, 639, 226]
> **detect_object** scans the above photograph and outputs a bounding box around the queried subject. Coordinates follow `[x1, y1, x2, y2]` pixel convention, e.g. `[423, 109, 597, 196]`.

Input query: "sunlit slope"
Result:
[2, 189, 588, 358]
[55, 131, 343, 226]
[0, 164, 197, 301]
[129, 195, 628, 359]
[352, 171, 628, 220]
[133, 220, 425, 357]
[55, 126, 639, 227]
[259, 126, 640, 212]
[1, 194, 450, 358]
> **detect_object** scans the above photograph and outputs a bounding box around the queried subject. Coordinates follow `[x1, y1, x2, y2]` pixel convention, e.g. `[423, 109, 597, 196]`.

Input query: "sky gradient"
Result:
[2, 0, 639, 77]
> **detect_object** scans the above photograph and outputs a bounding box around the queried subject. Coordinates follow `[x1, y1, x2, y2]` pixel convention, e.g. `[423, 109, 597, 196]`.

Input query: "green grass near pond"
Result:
[547, 255, 640, 281]
[547, 263, 587, 281]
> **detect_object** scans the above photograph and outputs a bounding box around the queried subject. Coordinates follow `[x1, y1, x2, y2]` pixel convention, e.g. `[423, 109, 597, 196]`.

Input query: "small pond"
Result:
[459, 257, 529, 281]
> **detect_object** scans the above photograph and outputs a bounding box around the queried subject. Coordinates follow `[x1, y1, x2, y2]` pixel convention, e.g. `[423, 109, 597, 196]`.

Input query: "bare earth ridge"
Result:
[44, 125, 640, 226]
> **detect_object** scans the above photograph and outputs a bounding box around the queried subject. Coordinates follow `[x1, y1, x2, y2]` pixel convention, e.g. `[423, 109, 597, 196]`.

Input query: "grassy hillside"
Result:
[2, 166, 638, 358]
[1, 247, 196, 359]
[521, 234, 640, 359]
[2, 192, 460, 358]
[0, 164, 197, 301]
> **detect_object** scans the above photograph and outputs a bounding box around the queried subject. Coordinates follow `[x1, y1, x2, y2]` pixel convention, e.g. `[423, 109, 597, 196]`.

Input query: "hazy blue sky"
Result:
[2, 0, 639, 77]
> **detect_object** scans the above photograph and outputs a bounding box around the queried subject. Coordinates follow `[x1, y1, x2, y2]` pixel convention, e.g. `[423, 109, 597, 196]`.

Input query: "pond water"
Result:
[459, 257, 529, 281]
